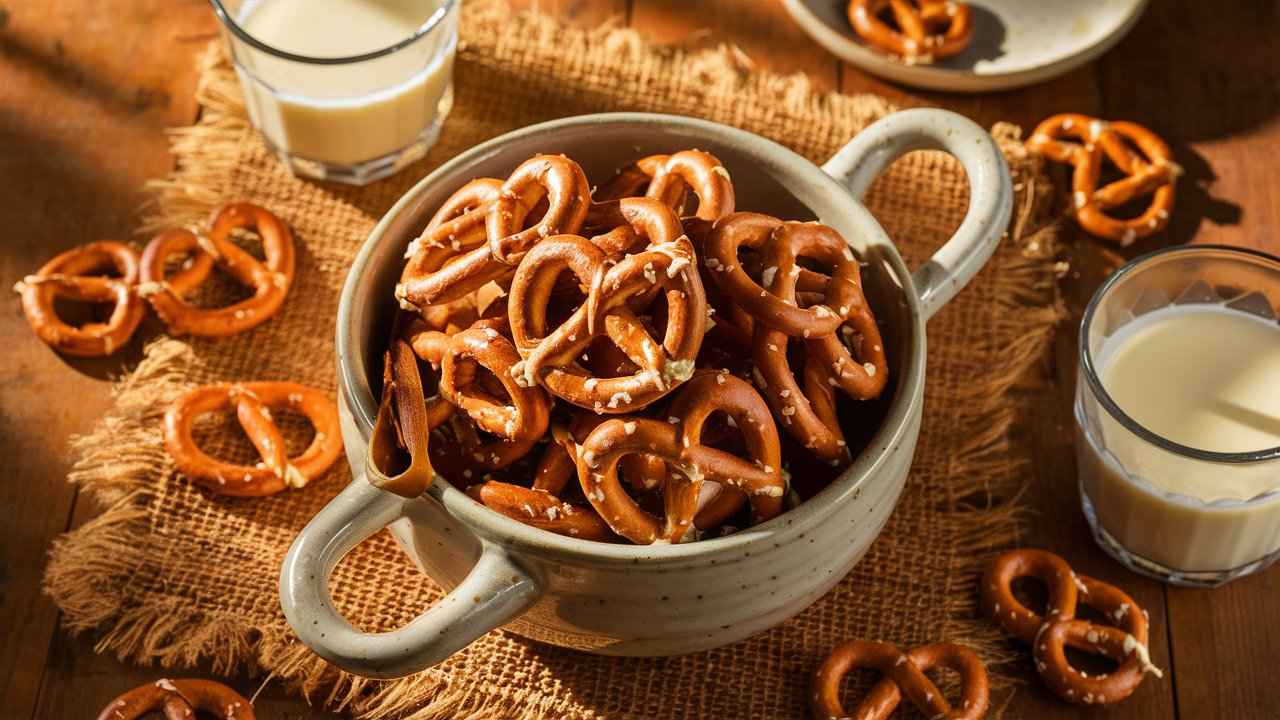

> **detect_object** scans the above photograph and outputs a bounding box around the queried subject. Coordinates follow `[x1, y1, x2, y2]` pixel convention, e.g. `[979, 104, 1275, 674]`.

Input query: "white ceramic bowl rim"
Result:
[336, 112, 927, 564]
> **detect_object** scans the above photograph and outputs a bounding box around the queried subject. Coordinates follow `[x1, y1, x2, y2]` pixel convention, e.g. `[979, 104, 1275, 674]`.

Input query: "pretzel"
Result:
[573, 372, 784, 544]
[439, 322, 551, 445]
[847, 0, 973, 64]
[367, 336, 452, 498]
[508, 221, 706, 413]
[981, 549, 1163, 705]
[1027, 114, 1181, 246]
[95, 678, 255, 720]
[467, 480, 615, 541]
[594, 150, 736, 222]
[811, 640, 988, 720]
[164, 381, 343, 497]
[17, 241, 146, 356]
[139, 202, 294, 336]
[397, 155, 591, 308]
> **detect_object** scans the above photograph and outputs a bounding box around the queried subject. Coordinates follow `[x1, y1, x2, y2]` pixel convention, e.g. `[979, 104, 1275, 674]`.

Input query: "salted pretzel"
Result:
[982, 549, 1163, 705]
[573, 372, 784, 544]
[726, 220, 887, 463]
[140, 202, 294, 336]
[508, 222, 707, 413]
[848, 0, 973, 64]
[811, 640, 988, 720]
[467, 481, 615, 540]
[95, 678, 255, 720]
[1027, 114, 1180, 246]
[439, 321, 551, 448]
[17, 241, 146, 356]
[594, 150, 736, 222]
[397, 155, 591, 308]
[164, 381, 343, 497]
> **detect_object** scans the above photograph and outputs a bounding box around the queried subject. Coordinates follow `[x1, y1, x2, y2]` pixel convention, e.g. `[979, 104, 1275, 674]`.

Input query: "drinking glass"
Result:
[210, 0, 458, 185]
[1076, 245, 1280, 587]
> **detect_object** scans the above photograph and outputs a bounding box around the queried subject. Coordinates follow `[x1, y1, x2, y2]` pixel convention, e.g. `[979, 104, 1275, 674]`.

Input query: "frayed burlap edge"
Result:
[44, 5, 1064, 719]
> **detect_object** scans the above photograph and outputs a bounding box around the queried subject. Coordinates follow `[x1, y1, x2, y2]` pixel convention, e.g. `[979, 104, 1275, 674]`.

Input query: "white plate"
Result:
[783, 0, 1149, 93]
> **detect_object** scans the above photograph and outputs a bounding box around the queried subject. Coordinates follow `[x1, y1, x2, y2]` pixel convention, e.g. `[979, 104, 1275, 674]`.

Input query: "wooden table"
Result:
[3, 1, 1277, 717]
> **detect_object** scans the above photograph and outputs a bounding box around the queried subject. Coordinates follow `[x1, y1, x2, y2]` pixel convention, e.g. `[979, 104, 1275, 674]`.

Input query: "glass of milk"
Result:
[1076, 245, 1280, 587]
[210, 0, 457, 185]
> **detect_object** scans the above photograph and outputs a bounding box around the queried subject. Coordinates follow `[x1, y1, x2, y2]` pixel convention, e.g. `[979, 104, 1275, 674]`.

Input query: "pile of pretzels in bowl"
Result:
[370, 150, 891, 545]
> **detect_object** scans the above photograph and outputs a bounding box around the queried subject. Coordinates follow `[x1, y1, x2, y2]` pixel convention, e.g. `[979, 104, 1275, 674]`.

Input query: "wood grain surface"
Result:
[2, 1, 1276, 718]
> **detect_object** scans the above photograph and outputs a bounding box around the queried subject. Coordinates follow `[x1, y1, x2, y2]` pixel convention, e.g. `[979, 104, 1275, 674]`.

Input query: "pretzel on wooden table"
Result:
[397, 155, 591, 309]
[17, 240, 146, 356]
[811, 640, 988, 720]
[140, 202, 294, 336]
[593, 150, 736, 223]
[847, 0, 973, 64]
[982, 549, 1163, 705]
[507, 222, 706, 413]
[164, 381, 343, 497]
[573, 372, 784, 544]
[1027, 113, 1181, 246]
[96, 678, 255, 720]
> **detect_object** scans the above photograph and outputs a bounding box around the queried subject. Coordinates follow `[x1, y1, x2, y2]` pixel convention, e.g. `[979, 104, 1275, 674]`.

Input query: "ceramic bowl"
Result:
[280, 110, 1012, 677]
[782, 0, 1149, 92]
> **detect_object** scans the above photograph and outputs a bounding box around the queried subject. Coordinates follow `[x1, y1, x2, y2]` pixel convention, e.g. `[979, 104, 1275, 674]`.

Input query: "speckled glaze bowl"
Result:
[280, 110, 1012, 678]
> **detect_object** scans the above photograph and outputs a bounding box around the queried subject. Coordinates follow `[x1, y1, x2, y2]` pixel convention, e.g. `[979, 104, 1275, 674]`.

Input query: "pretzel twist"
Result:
[467, 481, 615, 541]
[594, 150, 736, 222]
[140, 203, 294, 336]
[574, 372, 783, 544]
[508, 214, 707, 413]
[848, 0, 973, 64]
[95, 679, 255, 720]
[1027, 114, 1181, 246]
[397, 155, 591, 308]
[18, 241, 146, 356]
[811, 640, 989, 720]
[439, 322, 551, 445]
[735, 220, 887, 463]
[164, 382, 343, 497]
[981, 549, 1163, 705]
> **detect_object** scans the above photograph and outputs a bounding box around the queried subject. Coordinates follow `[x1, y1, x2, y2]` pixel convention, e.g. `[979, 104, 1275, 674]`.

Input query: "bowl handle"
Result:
[280, 477, 541, 678]
[822, 108, 1013, 322]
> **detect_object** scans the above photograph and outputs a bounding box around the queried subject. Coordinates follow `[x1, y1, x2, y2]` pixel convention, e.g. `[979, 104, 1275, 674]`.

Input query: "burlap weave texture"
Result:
[45, 3, 1060, 718]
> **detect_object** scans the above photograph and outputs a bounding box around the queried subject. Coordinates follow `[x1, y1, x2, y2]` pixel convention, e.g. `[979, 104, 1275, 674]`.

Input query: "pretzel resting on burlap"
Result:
[95, 678, 255, 720]
[17, 240, 146, 356]
[508, 213, 707, 413]
[140, 202, 295, 336]
[810, 639, 988, 720]
[982, 549, 1163, 705]
[1027, 113, 1181, 246]
[165, 381, 343, 497]
[397, 154, 591, 309]
[573, 372, 784, 544]
[847, 0, 973, 64]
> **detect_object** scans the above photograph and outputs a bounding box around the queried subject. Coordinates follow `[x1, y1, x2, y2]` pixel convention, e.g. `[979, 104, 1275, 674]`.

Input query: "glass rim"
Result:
[208, 0, 457, 65]
[1080, 243, 1280, 464]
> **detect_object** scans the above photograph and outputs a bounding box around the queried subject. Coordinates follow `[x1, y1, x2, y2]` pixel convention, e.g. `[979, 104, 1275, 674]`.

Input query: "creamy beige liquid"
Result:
[1080, 304, 1280, 573]
[235, 0, 454, 167]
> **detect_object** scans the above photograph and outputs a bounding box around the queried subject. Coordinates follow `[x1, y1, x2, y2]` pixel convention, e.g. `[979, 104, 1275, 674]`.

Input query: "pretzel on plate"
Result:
[594, 150, 736, 223]
[1027, 114, 1180, 246]
[573, 372, 784, 544]
[164, 381, 343, 497]
[508, 208, 706, 413]
[95, 678, 255, 720]
[982, 549, 1163, 705]
[397, 155, 591, 309]
[811, 640, 988, 720]
[17, 240, 146, 356]
[847, 0, 973, 64]
[140, 202, 294, 336]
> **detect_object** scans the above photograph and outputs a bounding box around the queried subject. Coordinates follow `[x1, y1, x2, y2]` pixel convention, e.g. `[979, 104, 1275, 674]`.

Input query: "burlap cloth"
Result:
[44, 3, 1062, 718]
